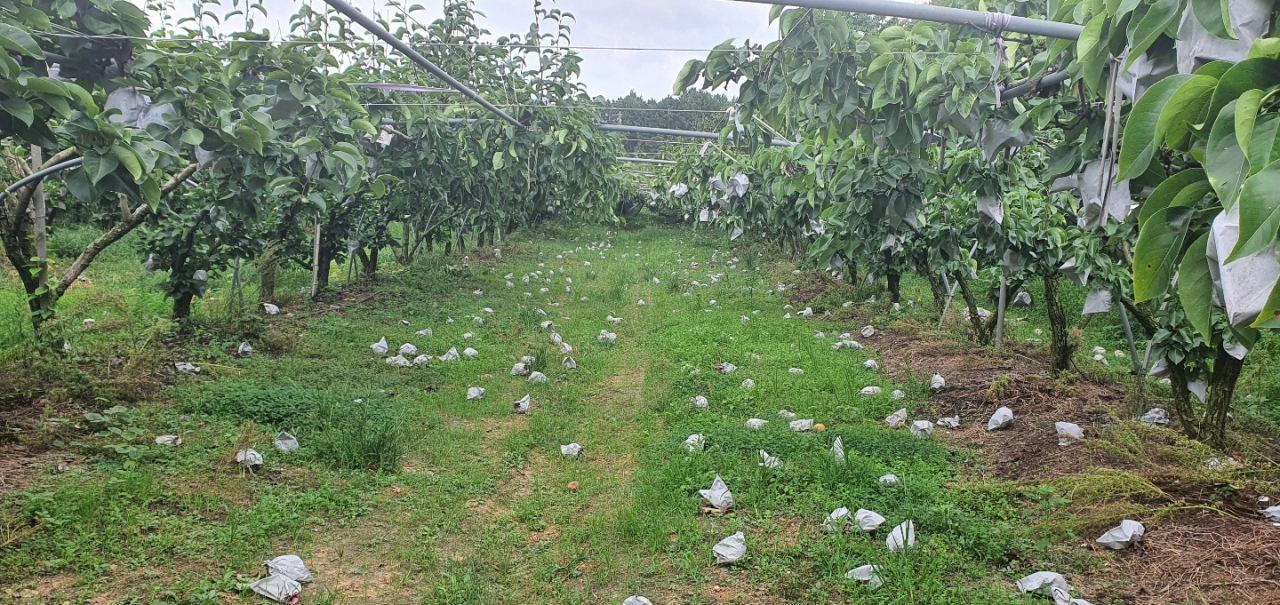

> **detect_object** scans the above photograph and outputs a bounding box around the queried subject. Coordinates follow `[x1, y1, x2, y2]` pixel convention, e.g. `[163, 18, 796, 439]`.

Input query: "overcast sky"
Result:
[156, 0, 778, 100]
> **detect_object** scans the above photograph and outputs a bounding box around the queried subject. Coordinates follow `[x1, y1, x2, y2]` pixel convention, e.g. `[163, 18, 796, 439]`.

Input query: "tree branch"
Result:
[53, 164, 198, 299]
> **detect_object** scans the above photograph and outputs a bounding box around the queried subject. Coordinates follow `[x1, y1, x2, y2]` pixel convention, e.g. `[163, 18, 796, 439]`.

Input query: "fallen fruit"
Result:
[814, 423, 826, 432]
[568, 481, 579, 492]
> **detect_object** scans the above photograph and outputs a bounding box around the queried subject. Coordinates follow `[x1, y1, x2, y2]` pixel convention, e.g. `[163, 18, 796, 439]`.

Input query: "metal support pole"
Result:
[995, 273, 1007, 345]
[938, 273, 955, 329]
[596, 122, 795, 147]
[728, 0, 1084, 40]
[619, 157, 677, 165]
[320, 0, 524, 129]
[1117, 299, 1144, 386]
[310, 215, 322, 300]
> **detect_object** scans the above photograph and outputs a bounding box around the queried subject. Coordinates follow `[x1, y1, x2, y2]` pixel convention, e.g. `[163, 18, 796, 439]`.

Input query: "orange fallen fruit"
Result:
[568, 481, 579, 492]
[814, 423, 827, 432]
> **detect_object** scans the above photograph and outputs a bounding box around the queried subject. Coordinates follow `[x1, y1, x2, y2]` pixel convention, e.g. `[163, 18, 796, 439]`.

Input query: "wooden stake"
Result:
[310, 214, 321, 299]
[31, 147, 48, 313]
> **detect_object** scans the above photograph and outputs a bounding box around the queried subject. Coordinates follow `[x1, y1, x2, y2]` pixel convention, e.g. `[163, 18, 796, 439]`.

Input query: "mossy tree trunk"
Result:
[955, 272, 990, 345]
[1201, 346, 1245, 449]
[1042, 274, 1074, 376]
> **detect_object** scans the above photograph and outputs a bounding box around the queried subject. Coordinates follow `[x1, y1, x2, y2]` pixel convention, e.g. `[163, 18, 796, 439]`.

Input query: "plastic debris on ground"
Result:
[855, 508, 886, 531]
[462, 332, 474, 339]
[684, 434, 706, 452]
[713, 532, 746, 564]
[236, 448, 263, 470]
[466, 387, 485, 400]
[371, 337, 388, 354]
[622, 597, 653, 605]
[1016, 571, 1073, 596]
[789, 367, 804, 374]
[399, 343, 417, 356]
[885, 408, 907, 428]
[274, 432, 300, 452]
[758, 450, 782, 469]
[559, 341, 574, 354]
[560, 443, 583, 457]
[440, 347, 460, 361]
[699, 475, 734, 511]
[814, 330, 825, 339]
[844, 564, 884, 589]
[238, 342, 254, 357]
[778, 409, 797, 419]
[511, 362, 529, 376]
[861, 386, 882, 397]
[1261, 505, 1280, 521]
[263, 303, 281, 315]
[910, 420, 934, 437]
[385, 355, 411, 367]
[863, 359, 879, 371]
[886, 520, 916, 552]
[987, 406, 1014, 431]
[1055, 422, 1085, 446]
[598, 330, 617, 344]
[745, 418, 768, 429]
[1140, 408, 1170, 425]
[412, 355, 431, 366]
[513, 395, 531, 414]
[528, 371, 548, 384]
[416, 328, 432, 337]
[155, 435, 182, 447]
[938, 416, 960, 428]
[249, 574, 301, 603]
[1096, 520, 1145, 549]
[741, 378, 755, 388]
[878, 473, 899, 485]
[823, 507, 851, 533]
[831, 437, 846, 463]
[892, 389, 906, 399]
[463, 347, 478, 358]
[176, 362, 200, 374]
[607, 315, 622, 324]
[931, 374, 945, 391]
[789, 419, 814, 431]
[861, 325, 875, 337]
[264, 555, 313, 583]
[717, 362, 738, 374]
[691, 395, 709, 409]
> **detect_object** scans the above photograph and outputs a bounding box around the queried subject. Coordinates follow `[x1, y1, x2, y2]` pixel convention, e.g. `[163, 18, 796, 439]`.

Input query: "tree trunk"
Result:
[173, 292, 195, 320]
[886, 272, 901, 304]
[956, 274, 990, 345]
[316, 248, 333, 293]
[1200, 347, 1245, 449]
[1167, 362, 1201, 440]
[1042, 274, 1074, 376]
[361, 246, 379, 277]
[927, 274, 946, 310]
[260, 263, 276, 302]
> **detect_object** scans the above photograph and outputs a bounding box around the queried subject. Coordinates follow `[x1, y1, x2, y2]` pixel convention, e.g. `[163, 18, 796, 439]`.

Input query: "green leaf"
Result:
[1207, 58, 1280, 127]
[111, 145, 143, 182]
[673, 60, 704, 95]
[1206, 99, 1249, 209]
[1249, 37, 1280, 60]
[351, 118, 377, 137]
[493, 151, 505, 171]
[1134, 206, 1193, 302]
[1234, 88, 1264, 152]
[1157, 74, 1217, 149]
[292, 136, 323, 157]
[0, 97, 34, 126]
[1247, 113, 1280, 175]
[138, 176, 160, 207]
[0, 22, 46, 58]
[1123, 0, 1180, 71]
[1118, 74, 1194, 180]
[181, 128, 204, 146]
[1248, 279, 1280, 328]
[1178, 232, 1215, 341]
[1230, 158, 1280, 261]
[1141, 169, 1208, 227]
[82, 153, 117, 185]
[1191, 0, 1236, 41]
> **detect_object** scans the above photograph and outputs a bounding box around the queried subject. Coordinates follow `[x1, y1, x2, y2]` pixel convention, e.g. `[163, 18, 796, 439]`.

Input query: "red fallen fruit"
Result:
[568, 481, 579, 492]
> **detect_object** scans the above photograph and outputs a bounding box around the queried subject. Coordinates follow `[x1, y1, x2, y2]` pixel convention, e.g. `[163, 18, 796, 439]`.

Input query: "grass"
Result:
[1, 217, 1278, 604]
